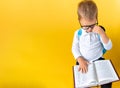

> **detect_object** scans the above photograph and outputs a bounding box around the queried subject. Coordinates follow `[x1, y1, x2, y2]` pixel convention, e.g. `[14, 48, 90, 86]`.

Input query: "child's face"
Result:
[79, 18, 97, 33]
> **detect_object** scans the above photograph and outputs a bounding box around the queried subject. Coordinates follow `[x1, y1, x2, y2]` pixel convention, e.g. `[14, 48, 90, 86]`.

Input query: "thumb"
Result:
[78, 66, 81, 71]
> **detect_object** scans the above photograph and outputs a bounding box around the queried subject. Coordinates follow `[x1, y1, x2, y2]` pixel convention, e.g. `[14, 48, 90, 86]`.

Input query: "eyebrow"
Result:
[81, 23, 98, 27]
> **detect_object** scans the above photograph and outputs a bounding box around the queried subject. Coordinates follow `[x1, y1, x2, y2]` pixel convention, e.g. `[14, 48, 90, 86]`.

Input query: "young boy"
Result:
[72, 0, 112, 88]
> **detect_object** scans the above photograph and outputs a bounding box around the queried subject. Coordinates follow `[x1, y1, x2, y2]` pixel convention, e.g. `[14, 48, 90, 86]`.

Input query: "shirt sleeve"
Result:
[72, 30, 82, 59]
[100, 37, 112, 50]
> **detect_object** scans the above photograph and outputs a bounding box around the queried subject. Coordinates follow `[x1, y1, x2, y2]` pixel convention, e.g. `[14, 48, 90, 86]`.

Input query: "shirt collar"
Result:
[81, 28, 88, 35]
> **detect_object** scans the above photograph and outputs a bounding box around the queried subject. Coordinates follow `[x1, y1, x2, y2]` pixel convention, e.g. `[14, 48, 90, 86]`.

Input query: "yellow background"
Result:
[0, 0, 120, 88]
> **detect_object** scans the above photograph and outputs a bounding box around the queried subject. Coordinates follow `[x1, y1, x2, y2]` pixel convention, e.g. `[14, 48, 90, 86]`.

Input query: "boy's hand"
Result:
[77, 56, 89, 73]
[92, 25, 109, 44]
[92, 25, 105, 35]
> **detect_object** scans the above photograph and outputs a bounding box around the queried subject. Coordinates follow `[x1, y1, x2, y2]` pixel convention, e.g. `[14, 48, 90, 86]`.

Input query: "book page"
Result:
[73, 63, 98, 88]
[94, 60, 119, 85]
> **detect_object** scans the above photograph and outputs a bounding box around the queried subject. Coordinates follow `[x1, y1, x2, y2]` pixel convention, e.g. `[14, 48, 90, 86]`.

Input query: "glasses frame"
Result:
[80, 23, 98, 30]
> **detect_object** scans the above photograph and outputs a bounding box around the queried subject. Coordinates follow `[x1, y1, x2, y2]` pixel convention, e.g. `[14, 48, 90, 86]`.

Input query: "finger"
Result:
[81, 68, 84, 73]
[78, 66, 81, 71]
[83, 65, 88, 73]
[83, 68, 86, 73]
[81, 67, 86, 73]
[85, 66, 88, 73]
[81, 67, 85, 73]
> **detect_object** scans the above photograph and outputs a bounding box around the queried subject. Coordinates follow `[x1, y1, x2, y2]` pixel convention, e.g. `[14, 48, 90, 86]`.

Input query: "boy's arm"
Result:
[100, 33, 112, 50]
[72, 30, 89, 73]
[72, 30, 82, 59]
[92, 26, 112, 50]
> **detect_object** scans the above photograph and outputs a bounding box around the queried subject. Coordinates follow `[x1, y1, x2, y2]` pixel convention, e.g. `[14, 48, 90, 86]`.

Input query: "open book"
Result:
[73, 60, 119, 88]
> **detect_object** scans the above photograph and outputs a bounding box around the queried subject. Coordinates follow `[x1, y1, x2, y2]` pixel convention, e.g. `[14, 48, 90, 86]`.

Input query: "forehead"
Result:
[80, 18, 97, 26]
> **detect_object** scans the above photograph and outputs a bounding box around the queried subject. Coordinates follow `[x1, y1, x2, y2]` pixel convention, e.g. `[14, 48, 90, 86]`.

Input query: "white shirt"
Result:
[72, 28, 112, 62]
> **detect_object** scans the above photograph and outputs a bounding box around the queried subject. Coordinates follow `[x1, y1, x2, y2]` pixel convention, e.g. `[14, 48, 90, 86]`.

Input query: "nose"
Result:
[86, 27, 92, 33]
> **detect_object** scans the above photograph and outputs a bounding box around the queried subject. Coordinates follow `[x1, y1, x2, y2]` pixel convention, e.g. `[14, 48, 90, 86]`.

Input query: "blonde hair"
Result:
[77, 0, 98, 21]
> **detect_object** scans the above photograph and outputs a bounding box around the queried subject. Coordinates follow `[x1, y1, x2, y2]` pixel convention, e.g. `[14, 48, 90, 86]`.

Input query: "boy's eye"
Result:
[83, 27, 89, 30]
[82, 23, 97, 30]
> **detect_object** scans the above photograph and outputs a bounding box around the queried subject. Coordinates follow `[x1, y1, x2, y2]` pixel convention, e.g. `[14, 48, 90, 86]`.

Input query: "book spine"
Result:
[72, 66, 76, 88]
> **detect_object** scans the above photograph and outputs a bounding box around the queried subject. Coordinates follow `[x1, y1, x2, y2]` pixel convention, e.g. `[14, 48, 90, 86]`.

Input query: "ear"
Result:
[78, 17, 80, 22]
[78, 18, 81, 25]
